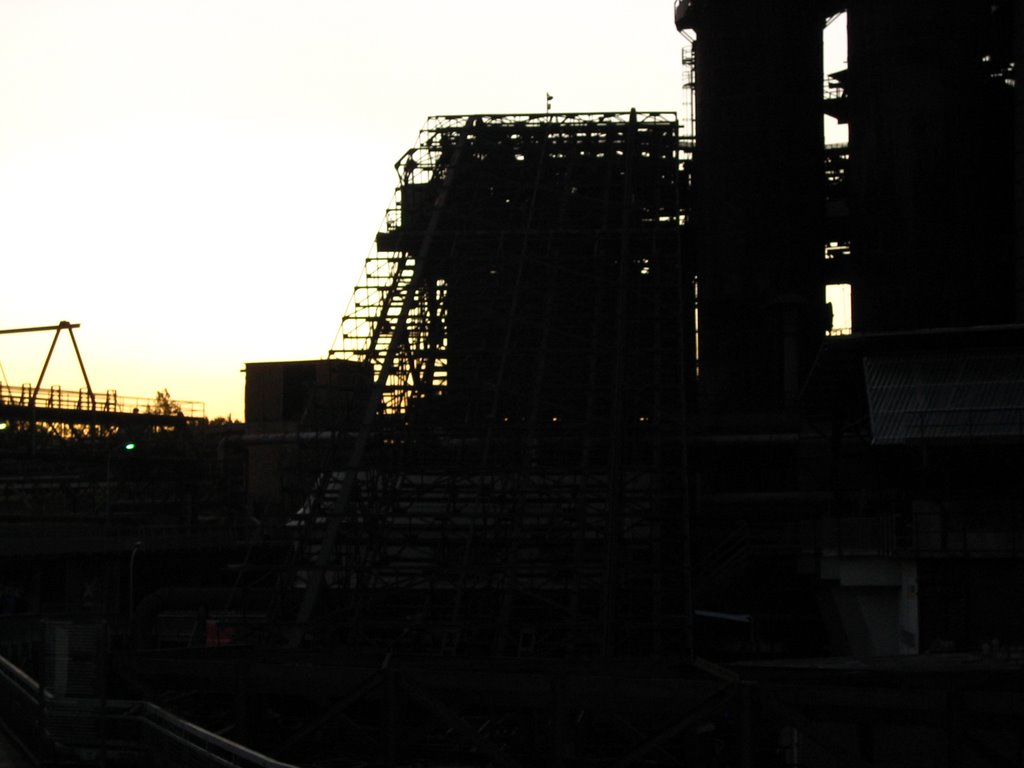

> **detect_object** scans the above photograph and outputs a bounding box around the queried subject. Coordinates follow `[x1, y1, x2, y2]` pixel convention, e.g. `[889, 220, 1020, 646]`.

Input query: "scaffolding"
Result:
[292, 113, 692, 657]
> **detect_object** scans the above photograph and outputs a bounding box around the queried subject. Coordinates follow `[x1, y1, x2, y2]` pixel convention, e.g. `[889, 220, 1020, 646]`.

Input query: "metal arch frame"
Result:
[0, 321, 95, 410]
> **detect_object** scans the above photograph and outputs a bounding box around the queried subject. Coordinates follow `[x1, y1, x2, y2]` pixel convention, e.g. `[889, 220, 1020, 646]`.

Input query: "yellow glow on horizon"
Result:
[0, 2, 706, 419]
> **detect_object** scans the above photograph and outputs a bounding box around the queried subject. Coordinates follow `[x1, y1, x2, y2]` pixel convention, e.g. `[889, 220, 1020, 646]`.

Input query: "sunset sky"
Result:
[0, 2, 846, 419]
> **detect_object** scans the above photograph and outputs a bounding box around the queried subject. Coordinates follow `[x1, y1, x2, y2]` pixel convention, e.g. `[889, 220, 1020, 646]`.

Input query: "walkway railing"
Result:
[0, 383, 205, 419]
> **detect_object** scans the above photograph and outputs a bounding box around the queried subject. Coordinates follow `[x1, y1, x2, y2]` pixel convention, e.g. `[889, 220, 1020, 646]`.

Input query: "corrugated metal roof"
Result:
[864, 353, 1024, 444]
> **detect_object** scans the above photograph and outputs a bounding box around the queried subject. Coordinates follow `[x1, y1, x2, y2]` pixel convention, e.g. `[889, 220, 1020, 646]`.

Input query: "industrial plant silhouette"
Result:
[0, 2, 1020, 766]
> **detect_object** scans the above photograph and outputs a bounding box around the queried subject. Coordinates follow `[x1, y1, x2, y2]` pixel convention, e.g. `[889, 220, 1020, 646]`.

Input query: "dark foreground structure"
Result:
[0, 2, 1023, 766]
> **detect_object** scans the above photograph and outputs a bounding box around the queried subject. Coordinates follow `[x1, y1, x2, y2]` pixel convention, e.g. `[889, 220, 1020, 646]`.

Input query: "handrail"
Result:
[138, 702, 300, 768]
[0, 650, 42, 698]
[0, 383, 205, 419]
[0, 650, 299, 768]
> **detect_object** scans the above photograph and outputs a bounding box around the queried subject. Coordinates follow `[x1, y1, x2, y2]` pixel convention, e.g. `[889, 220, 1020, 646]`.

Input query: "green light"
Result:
[0, 421, 8, 431]
[124, 441, 136, 451]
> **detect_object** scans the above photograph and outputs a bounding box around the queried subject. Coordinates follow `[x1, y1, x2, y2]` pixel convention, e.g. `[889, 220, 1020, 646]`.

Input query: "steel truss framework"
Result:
[287, 112, 693, 657]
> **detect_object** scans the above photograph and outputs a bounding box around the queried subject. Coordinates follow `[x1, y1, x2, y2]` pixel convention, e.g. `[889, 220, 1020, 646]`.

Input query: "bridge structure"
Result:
[0, 322, 204, 436]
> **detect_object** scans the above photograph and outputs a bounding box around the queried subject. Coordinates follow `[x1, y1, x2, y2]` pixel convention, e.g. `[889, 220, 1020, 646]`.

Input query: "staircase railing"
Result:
[0, 651, 299, 768]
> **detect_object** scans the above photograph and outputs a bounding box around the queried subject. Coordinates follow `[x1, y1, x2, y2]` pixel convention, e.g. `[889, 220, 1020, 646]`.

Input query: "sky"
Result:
[0, 2, 847, 420]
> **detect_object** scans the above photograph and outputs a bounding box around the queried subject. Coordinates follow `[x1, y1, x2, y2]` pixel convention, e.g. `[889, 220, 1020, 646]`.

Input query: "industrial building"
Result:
[0, 2, 1021, 766]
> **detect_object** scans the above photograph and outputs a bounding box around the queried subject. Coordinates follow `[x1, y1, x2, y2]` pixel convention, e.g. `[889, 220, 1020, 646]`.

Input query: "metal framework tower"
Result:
[286, 112, 693, 657]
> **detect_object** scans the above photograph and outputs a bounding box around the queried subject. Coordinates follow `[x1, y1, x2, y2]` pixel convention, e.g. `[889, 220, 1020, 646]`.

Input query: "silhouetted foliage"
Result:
[148, 388, 180, 416]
